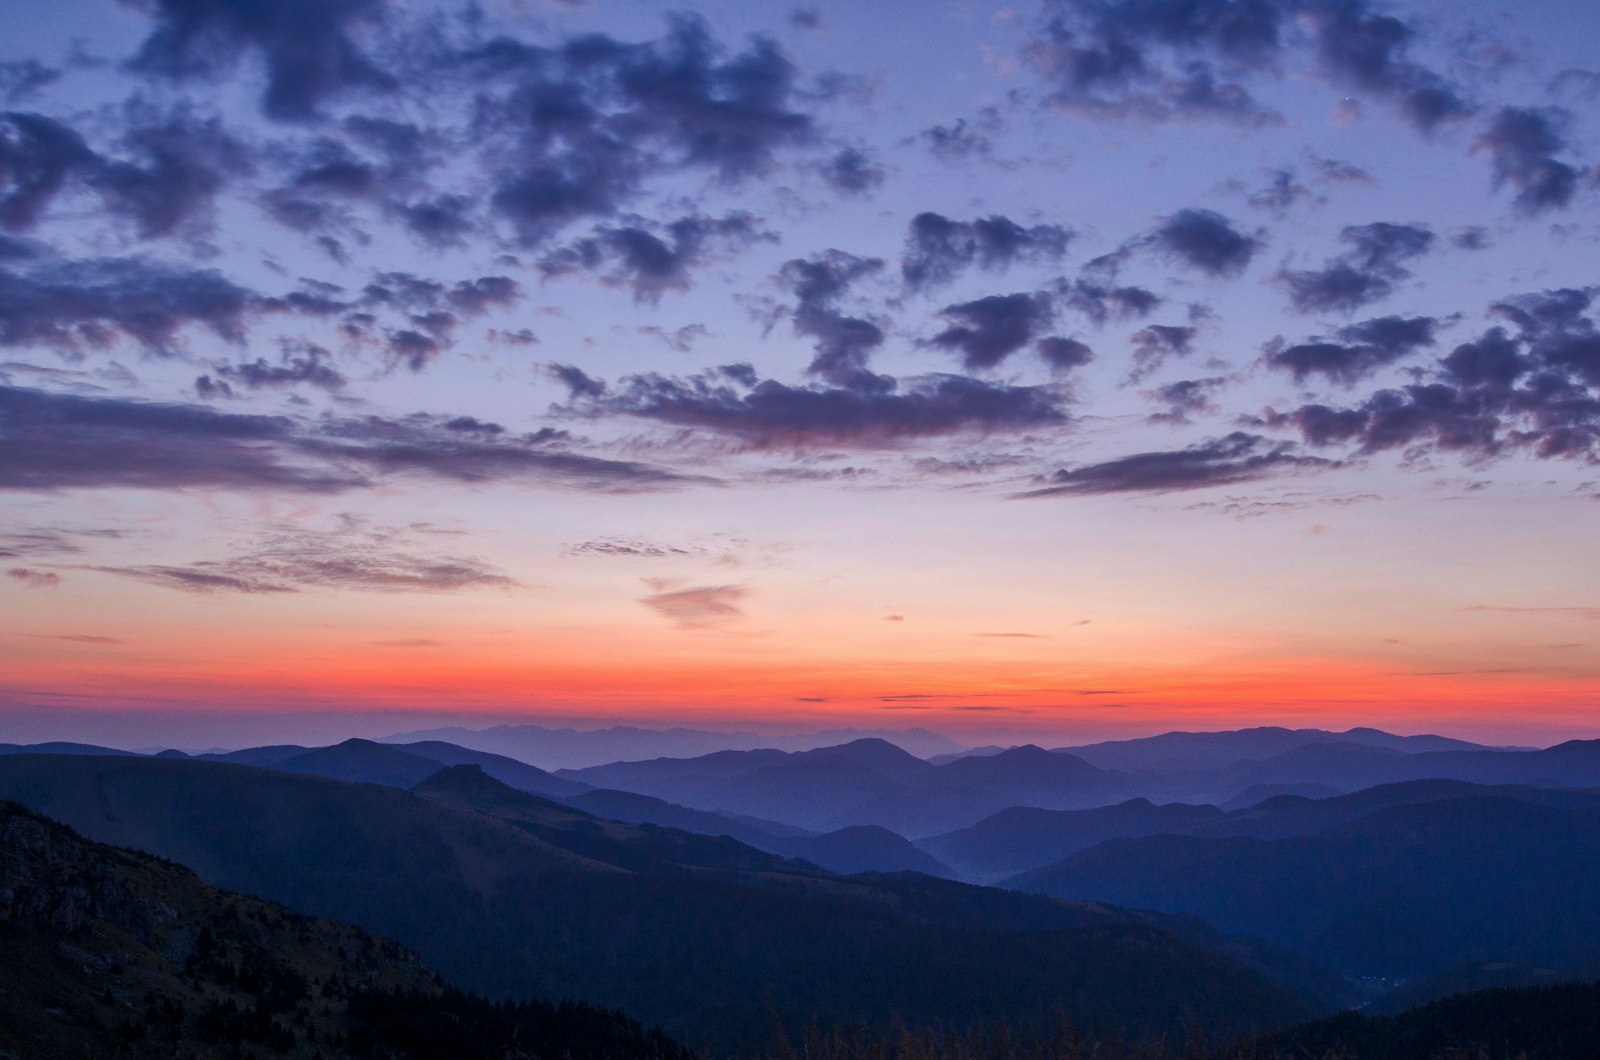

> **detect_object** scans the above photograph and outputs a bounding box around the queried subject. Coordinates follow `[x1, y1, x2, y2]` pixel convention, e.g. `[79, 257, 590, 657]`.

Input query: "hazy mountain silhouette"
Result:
[760, 824, 955, 876]
[0, 741, 134, 757]
[1011, 793, 1600, 978]
[561, 787, 812, 843]
[380, 723, 965, 770]
[562, 738, 1128, 834]
[921, 798, 1226, 882]
[0, 753, 1322, 1047]
[1059, 726, 1497, 774]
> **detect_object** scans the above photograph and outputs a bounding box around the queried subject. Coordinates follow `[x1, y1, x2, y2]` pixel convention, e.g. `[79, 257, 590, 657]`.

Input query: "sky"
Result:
[2, 0, 1598, 750]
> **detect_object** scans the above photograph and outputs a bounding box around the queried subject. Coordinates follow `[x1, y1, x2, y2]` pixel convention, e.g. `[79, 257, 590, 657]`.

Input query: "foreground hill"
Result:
[0, 753, 1321, 1048]
[1011, 794, 1600, 978]
[0, 799, 685, 1060]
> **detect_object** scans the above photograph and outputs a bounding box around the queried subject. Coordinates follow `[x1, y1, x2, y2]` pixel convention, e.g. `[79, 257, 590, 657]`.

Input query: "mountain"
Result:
[0, 798, 685, 1060]
[389, 739, 590, 798]
[0, 741, 133, 757]
[379, 723, 965, 770]
[921, 798, 1227, 883]
[0, 753, 1322, 1048]
[274, 738, 452, 788]
[760, 824, 955, 877]
[561, 787, 813, 843]
[1240, 978, 1600, 1060]
[1059, 726, 1495, 774]
[560, 738, 1129, 835]
[1011, 793, 1600, 979]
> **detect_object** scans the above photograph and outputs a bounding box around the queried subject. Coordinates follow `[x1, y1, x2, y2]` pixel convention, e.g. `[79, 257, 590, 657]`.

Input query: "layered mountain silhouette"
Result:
[1011, 791, 1600, 978]
[0, 798, 686, 1060]
[0, 753, 1321, 1047]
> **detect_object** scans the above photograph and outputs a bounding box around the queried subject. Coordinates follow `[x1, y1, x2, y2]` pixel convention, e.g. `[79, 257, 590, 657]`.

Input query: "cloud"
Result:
[818, 146, 884, 195]
[930, 292, 1053, 370]
[1016, 431, 1333, 497]
[568, 537, 699, 558]
[33, 633, 123, 644]
[127, 0, 397, 120]
[538, 212, 771, 302]
[1145, 208, 1261, 278]
[6, 567, 60, 589]
[1297, 0, 1474, 132]
[0, 383, 356, 493]
[575, 368, 1070, 449]
[469, 15, 815, 240]
[1024, 0, 1283, 127]
[93, 520, 518, 595]
[776, 250, 887, 388]
[1473, 106, 1583, 215]
[0, 255, 271, 356]
[1058, 279, 1162, 327]
[205, 343, 348, 394]
[1144, 376, 1227, 424]
[1279, 222, 1435, 313]
[1246, 167, 1323, 215]
[639, 583, 746, 628]
[901, 213, 1072, 292]
[0, 384, 696, 494]
[1128, 323, 1197, 380]
[1264, 314, 1438, 384]
[1465, 605, 1600, 621]
[1271, 286, 1600, 465]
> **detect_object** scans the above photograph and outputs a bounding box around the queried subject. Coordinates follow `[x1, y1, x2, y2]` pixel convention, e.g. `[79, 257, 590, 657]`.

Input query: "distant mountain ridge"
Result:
[377, 723, 967, 769]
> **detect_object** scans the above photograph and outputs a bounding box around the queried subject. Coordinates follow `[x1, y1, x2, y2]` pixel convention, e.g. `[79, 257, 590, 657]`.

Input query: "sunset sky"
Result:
[3, 0, 1598, 749]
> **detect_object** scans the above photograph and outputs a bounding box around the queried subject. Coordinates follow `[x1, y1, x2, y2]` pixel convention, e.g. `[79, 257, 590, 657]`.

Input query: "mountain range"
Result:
[0, 752, 1323, 1048]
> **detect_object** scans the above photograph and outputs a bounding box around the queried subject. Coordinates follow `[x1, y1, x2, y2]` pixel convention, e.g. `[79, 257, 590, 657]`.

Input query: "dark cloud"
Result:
[1057, 278, 1162, 326]
[0, 61, 60, 104]
[0, 256, 269, 356]
[776, 250, 887, 388]
[818, 146, 884, 195]
[1297, 0, 1474, 132]
[1128, 323, 1197, 380]
[1264, 314, 1437, 384]
[0, 383, 352, 493]
[1024, 0, 1284, 127]
[1144, 376, 1227, 424]
[1246, 167, 1323, 215]
[0, 112, 98, 232]
[0, 383, 695, 494]
[127, 0, 397, 120]
[470, 16, 813, 240]
[1474, 107, 1582, 215]
[1280, 221, 1434, 313]
[575, 368, 1069, 449]
[91, 110, 251, 239]
[93, 521, 518, 595]
[1017, 431, 1332, 497]
[902, 212, 1072, 292]
[1035, 336, 1095, 373]
[917, 113, 1000, 160]
[1146, 208, 1261, 278]
[930, 292, 1053, 370]
[6, 567, 61, 589]
[211, 344, 347, 392]
[539, 212, 771, 302]
[639, 583, 745, 628]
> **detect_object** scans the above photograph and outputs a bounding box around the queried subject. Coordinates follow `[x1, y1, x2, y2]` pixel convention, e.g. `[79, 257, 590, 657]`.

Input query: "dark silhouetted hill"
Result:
[0, 798, 685, 1060]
